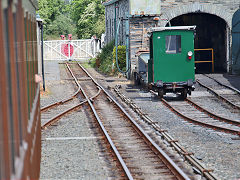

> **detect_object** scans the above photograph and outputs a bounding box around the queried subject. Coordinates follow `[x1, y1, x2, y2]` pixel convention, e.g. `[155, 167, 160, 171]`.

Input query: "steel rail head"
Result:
[66, 63, 82, 89]
[162, 98, 240, 135]
[42, 63, 101, 129]
[196, 79, 240, 110]
[115, 86, 218, 180]
[77, 63, 191, 180]
[41, 100, 88, 129]
[40, 63, 82, 112]
[186, 98, 240, 126]
[203, 74, 240, 95]
[41, 101, 63, 112]
[68, 63, 133, 179]
[41, 88, 102, 130]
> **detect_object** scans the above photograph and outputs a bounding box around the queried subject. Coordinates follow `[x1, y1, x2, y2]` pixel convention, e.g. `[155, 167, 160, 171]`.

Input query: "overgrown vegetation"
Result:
[90, 41, 126, 75]
[95, 41, 115, 74]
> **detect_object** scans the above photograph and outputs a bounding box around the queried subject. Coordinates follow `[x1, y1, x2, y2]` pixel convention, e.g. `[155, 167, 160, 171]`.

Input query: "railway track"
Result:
[197, 74, 240, 110]
[41, 63, 100, 129]
[69, 62, 198, 179]
[162, 98, 240, 136]
[114, 85, 217, 180]
[149, 74, 240, 136]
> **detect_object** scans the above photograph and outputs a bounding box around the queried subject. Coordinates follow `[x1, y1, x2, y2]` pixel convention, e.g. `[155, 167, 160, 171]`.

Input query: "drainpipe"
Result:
[115, 18, 130, 74]
[115, 3, 117, 40]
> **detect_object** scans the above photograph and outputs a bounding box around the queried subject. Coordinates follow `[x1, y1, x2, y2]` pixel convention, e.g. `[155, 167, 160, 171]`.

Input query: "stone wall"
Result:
[129, 17, 156, 69]
[104, 0, 240, 74]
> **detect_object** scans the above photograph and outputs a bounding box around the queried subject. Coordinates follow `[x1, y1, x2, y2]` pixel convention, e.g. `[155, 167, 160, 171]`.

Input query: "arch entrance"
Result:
[169, 13, 228, 73]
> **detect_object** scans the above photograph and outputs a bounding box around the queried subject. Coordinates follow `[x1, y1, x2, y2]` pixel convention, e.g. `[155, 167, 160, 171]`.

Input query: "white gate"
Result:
[43, 39, 100, 60]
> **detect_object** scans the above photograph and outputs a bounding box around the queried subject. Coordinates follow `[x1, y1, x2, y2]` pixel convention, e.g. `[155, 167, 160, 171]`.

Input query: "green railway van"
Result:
[148, 26, 196, 99]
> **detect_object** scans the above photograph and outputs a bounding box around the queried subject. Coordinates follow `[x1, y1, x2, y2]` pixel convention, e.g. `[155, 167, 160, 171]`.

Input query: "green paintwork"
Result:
[149, 29, 195, 83]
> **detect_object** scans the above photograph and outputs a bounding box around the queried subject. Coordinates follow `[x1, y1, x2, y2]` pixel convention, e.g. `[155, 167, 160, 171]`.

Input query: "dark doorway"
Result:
[169, 13, 227, 73]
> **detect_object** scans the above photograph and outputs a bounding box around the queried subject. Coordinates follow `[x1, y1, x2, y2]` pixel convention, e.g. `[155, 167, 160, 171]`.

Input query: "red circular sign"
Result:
[61, 43, 74, 57]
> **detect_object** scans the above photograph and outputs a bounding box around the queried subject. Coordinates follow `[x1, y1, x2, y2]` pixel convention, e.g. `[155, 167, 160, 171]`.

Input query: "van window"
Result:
[165, 35, 181, 54]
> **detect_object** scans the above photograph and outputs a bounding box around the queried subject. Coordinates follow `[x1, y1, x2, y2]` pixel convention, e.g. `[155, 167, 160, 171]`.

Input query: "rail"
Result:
[194, 48, 214, 73]
[197, 78, 240, 110]
[41, 63, 101, 129]
[114, 86, 218, 180]
[77, 62, 191, 179]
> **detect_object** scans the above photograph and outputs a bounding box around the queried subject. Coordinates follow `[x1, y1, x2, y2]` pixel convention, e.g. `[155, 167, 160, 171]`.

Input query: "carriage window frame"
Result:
[165, 35, 182, 54]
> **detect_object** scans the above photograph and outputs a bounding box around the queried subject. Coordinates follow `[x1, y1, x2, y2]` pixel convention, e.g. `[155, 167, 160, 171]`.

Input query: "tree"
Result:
[38, 0, 76, 39]
[47, 14, 77, 38]
[71, 0, 105, 39]
[38, 0, 105, 40]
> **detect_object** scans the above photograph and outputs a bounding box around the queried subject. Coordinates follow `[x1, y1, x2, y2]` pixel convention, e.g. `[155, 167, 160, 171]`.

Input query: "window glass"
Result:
[165, 35, 181, 54]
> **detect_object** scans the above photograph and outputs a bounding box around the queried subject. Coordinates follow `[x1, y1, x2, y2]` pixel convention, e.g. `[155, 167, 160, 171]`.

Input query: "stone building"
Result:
[103, 0, 240, 75]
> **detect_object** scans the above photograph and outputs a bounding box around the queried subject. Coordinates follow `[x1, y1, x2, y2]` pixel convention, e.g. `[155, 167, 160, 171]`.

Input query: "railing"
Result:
[43, 39, 100, 61]
[194, 48, 214, 72]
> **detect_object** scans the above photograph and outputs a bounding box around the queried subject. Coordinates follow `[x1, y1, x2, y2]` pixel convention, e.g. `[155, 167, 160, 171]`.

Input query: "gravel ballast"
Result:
[40, 62, 122, 179]
[41, 61, 240, 179]
[87, 69, 240, 180]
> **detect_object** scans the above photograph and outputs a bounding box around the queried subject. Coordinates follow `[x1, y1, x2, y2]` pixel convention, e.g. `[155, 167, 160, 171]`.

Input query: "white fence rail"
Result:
[43, 39, 100, 60]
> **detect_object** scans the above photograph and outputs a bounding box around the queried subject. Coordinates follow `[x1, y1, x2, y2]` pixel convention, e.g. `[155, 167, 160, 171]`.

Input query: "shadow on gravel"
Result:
[223, 74, 240, 91]
[125, 84, 186, 102]
[126, 84, 160, 102]
[163, 95, 184, 102]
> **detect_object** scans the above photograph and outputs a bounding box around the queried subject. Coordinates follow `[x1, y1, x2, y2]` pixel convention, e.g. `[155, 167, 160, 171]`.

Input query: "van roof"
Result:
[150, 26, 196, 32]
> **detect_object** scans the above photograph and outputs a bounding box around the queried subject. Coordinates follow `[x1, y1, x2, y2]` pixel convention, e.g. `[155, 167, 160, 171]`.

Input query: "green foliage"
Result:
[113, 45, 126, 71]
[95, 41, 115, 74]
[38, 0, 77, 39]
[91, 42, 127, 75]
[38, 0, 105, 40]
[89, 58, 96, 68]
[71, 0, 105, 39]
[46, 14, 77, 40]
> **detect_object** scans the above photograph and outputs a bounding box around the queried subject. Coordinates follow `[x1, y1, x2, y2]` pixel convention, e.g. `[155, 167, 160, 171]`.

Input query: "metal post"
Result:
[68, 41, 70, 60]
[41, 24, 45, 91]
[93, 39, 96, 57]
[212, 49, 214, 73]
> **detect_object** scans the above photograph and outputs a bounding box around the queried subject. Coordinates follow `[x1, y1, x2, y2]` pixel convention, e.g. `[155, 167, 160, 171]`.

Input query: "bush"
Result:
[112, 45, 126, 71]
[91, 42, 127, 75]
[94, 41, 115, 74]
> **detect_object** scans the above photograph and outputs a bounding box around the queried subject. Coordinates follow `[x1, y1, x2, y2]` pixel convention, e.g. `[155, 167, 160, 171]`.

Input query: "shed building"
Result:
[103, 0, 240, 75]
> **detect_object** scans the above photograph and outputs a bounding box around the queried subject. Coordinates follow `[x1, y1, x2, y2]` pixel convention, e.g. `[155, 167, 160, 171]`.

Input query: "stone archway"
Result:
[159, 3, 232, 28]
[158, 3, 231, 73]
